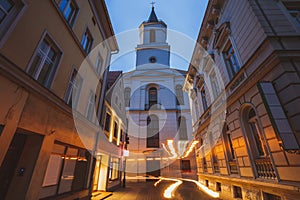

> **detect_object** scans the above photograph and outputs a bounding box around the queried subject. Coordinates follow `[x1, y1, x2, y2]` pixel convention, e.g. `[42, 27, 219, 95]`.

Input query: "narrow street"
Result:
[105, 180, 218, 200]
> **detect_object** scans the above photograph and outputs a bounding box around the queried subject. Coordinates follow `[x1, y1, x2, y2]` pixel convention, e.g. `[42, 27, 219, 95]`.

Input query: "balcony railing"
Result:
[229, 161, 239, 175]
[255, 158, 277, 179]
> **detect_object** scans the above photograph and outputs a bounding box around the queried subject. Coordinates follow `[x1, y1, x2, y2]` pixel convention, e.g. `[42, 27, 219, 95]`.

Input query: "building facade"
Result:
[123, 6, 196, 181]
[184, 0, 300, 199]
[0, 0, 118, 199]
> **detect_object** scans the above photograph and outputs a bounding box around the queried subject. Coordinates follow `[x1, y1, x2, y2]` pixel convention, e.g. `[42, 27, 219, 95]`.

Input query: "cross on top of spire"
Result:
[150, 2, 155, 8]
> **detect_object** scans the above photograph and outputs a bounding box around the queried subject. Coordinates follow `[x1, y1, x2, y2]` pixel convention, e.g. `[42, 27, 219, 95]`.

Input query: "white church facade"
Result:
[123, 6, 196, 180]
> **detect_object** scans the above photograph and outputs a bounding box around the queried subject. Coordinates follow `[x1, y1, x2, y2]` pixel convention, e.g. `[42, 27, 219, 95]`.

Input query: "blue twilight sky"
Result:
[105, 0, 209, 72]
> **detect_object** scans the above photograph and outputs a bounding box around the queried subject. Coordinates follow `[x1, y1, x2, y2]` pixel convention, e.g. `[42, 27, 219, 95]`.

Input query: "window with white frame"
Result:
[0, 0, 26, 44]
[222, 41, 240, 80]
[27, 34, 62, 88]
[65, 68, 83, 108]
[86, 91, 96, 122]
[109, 157, 120, 181]
[81, 28, 93, 54]
[57, 0, 79, 27]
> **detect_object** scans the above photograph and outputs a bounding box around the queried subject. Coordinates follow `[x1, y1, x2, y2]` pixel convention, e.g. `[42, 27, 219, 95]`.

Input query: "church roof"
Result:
[148, 7, 158, 22]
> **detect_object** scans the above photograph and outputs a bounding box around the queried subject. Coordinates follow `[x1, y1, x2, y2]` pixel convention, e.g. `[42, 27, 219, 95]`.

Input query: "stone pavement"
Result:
[104, 180, 219, 200]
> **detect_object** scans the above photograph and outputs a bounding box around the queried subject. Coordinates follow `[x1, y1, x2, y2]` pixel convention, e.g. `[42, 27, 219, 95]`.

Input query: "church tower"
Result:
[136, 5, 170, 69]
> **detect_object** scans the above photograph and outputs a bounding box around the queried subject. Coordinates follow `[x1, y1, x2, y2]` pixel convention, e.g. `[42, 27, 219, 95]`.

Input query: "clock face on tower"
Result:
[149, 56, 157, 63]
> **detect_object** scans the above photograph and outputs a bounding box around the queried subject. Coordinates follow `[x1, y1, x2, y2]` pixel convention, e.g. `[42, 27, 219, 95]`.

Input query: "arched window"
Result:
[150, 29, 155, 43]
[242, 107, 266, 157]
[147, 115, 159, 148]
[124, 87, 131, 107]
[175, 85, 184, 105]
[178, 116, 187, 140]
[148, 87, 157, 108]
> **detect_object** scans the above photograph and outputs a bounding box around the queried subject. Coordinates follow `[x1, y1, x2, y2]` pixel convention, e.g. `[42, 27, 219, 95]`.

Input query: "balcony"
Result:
[255, 158, 277, 179]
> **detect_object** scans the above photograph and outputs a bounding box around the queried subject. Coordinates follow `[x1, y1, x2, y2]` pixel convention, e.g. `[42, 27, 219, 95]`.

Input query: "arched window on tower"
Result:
[178, 116, 188, 140]
[148, 87, 157, 108]
[175, 85, 184, 105]
[124, 87, 131, 107]
[147, 115, 159, 148]
[150, 29, 156, 43]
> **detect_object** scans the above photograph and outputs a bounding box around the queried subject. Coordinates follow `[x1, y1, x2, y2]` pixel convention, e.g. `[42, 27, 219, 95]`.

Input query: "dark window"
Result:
[81, 28, 93, 53]
[223, 125, 235, 160]
[104, 113, 111, 132]
[181, 160, 191, 172]
[200, 87, 208, 111]
[0, 0, 14, 23]
[233, 186, 242, 199]
[0, 125, 4, 136]
[28, 35, 61, 88]
[113, 121, 118, 138]
[58, 0, 79, 27]
[150, 29, 155, 43]
[147, 115, 159, 148]
[149, 56, 157, 63]
[205, 180, 209, 187]
[263, 192, 281, 200]
[223, 42, 240, 80]
[149, 87, 158, 108]
[216, 182, 221, 192]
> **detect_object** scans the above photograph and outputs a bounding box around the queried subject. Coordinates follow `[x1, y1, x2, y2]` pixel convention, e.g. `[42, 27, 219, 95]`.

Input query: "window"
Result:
[58, 0, 79, 27]
[175, 85, 184, 105]
[212, 147, 220, 173]
[95, 54, 103, 76]
[124, 87, 131, 107]
[39, 143, 90, 198]
[147, 115, 159, 148]
[27, 34, 62, 88]
[0, 124, 4, 136]
[104, 113, 111, 132]
[150, 29, 155, 43]
[149, 56, 157, 63]
[210, 71, 219, 99]
[205, 180, 209, 187]
[223, 125, 236, 160]
[282, 1, 300, 25]
[86, 91, 96, 122]
[113, 121, 118, 139]
[222, 41, 240, 80]
[0, 0, 14, 23]
[148, 87, 158, 108]
[263, 192, 281, 200]
[181, 160, 191, 172]
[200, 86, 208, 111]
[0, 0, 25, 45]
[65, 68, 83, 108]
[81, 28, 93, 54]
[216, 182, 221, 192]
[178, 116, 188, 140]
[242, 107, 266, 158]
[233, 186, 242, 199]
[109, 157, 120, 181]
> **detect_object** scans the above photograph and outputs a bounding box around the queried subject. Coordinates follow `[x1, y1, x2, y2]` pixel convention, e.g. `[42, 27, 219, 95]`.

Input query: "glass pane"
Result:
[28, 54, 43, 77]
[59, 0, 67, 12]
[1, 0, 14, 12]
[58, 159, 76, 194]
[0, 10, 5, 23]
[37, 60, 53, 87]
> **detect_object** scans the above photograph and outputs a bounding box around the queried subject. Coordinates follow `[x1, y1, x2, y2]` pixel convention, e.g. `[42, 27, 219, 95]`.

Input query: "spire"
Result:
[148, 3, 158, 22]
